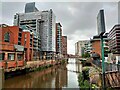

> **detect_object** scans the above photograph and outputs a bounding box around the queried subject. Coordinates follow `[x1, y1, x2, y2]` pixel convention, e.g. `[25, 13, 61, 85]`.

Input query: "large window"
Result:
[4, 32, 10, 42]
[0, 53, 5, 61]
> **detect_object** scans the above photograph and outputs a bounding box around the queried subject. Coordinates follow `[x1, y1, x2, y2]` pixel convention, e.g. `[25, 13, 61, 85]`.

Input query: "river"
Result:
[4, 58, 82, 88]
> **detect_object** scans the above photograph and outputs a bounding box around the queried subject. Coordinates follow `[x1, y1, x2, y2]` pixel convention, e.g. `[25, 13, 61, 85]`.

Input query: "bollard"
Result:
[0, 68, 4, 89]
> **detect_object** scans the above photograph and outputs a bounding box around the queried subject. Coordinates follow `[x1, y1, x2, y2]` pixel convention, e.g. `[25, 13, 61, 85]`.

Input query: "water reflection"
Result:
[4, 59, 82, 88]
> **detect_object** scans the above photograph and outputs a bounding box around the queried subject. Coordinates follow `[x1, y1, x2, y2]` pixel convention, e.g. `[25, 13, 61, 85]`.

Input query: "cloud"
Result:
[1, 2, 118, 54]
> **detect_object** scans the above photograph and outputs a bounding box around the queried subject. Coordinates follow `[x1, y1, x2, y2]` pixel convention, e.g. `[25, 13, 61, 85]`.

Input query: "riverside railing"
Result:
[92, 60, 120, 72]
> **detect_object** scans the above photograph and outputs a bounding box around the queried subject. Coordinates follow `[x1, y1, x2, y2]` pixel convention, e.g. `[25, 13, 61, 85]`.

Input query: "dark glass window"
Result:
[0, 53, 5, 61]
[17, 54, 23, 60]
[4, 32, 10, 42]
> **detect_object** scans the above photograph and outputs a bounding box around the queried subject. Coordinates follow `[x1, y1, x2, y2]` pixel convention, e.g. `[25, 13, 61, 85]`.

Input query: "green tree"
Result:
[82, 53, 90, 58]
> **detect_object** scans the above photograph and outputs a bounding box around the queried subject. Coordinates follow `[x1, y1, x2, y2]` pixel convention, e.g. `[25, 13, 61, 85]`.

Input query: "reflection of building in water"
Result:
[55, 64, 68, 89]
[60, 65, 68, 87]
[4, 64, 68, 88]
[76, 59, 82, 73]
[4, 67, 56, 88]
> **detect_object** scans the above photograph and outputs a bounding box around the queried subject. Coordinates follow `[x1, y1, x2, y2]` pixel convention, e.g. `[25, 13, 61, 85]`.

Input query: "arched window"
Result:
[4, 32, 10, 42]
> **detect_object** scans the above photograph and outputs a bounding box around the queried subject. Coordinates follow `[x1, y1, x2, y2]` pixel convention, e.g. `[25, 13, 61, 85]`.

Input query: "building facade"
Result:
[75, 40, 89, 57]
[14, 11, 41, 59]
[56, 23, 62, 54]
[90, 33, 109, 57]
[14, 2, 56, 60]
[0, 25, 34, 61]
[62, 36, 67, 58]
[40, 9, 56, 60]
[0, 25, 25, 69]
[21, 30, 34, 61]
[108, 24, 120, 54]
[84, 41, 92, 54]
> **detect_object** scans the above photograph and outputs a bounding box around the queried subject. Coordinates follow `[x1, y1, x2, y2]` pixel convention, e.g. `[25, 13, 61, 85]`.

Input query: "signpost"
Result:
[97, 9, 106, 89]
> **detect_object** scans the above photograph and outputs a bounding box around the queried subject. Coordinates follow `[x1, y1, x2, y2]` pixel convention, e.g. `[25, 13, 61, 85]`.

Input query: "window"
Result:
[4, 32, 10, 42]
[14, 15, 17, 19]
[8, 53, 15, 60]
[0, 53, 5, 61]
[17, 54, 23, 60]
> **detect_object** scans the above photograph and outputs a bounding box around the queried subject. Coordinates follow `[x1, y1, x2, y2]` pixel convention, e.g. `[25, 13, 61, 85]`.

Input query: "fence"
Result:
[92, 60, 120, 72]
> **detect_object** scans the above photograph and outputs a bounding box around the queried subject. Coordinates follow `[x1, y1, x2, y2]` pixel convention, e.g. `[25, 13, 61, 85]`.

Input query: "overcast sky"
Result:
[1, 2, 118, 54]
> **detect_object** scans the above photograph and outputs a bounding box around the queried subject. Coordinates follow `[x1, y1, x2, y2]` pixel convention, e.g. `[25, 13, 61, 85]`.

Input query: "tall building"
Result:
[90, 33, 109, 57]
[62, 36, 67, 58]
[40, 9, 56, 60]
[56, 23, 62, 54]
[25, 2, 38, 13]
[14, 2, 56, 60]
[75, 40, 89, 57]
[108, 24, 120, 54]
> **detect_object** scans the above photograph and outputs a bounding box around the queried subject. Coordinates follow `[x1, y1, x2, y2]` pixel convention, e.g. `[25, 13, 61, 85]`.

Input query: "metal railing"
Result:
[92, 60, 120, 72]
[105, 63, 120, 72]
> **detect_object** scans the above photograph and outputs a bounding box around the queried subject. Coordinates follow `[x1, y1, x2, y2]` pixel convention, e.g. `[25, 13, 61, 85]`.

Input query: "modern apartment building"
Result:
[84, 41, 92, 53]
[108, 24, 120, 54]
[40, 9, 56, 60]
[56, 23, 62, 54]
[90, 33, 109, 57]
[14, 2, 56, 60]
[62, 36, 67, 58]
[75, 40, 89, 57]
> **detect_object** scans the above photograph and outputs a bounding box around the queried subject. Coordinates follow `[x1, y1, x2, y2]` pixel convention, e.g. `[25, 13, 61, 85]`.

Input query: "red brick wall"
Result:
[0, 26, 19, 51]
[92, 40, 101, 57]
[62, 36, 67, 56]
[1, 26, 19, 44]
[21, 32, 30, 48]
[21, 32, 30, 61]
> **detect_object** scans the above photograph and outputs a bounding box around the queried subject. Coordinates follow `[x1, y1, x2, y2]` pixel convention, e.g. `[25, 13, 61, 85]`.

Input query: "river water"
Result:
[4, 58, 82, 88]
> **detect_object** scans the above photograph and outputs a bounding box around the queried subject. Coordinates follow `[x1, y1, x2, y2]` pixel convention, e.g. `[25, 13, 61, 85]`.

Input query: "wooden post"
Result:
[0, 68, 4, 89]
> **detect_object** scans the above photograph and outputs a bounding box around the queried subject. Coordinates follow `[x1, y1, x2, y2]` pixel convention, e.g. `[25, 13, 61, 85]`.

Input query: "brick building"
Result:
[90, 33, 109, 57]
[21, 31, 34, 61]
[56, 23, 62, 55]
[0, 24, 34, 61]
[62, 36, 67, 58]
[0, 25, 23, 51]
[0, 24, 25, 69]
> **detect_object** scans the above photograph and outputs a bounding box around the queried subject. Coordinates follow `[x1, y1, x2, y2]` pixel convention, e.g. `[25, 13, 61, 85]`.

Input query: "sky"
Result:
[0, 1, 118, 54]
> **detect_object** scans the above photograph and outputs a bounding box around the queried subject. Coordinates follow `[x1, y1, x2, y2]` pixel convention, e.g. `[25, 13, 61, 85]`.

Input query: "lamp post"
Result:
[97, 9, 106, 89]
[100, 35, 106, 89]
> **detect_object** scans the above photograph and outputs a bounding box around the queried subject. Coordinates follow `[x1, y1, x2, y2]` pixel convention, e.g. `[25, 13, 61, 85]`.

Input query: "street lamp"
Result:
[97, 9, 106, 89]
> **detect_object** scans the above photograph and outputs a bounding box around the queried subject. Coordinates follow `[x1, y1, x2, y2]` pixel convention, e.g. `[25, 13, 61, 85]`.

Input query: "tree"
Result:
[82, 53, 90, 58]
